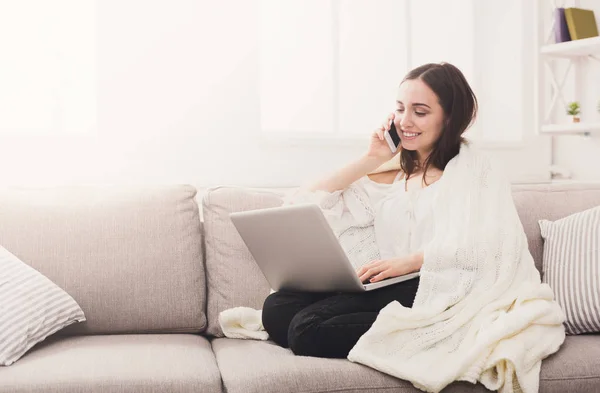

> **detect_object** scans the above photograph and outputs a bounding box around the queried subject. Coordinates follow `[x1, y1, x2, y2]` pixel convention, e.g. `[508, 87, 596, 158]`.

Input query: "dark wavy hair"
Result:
[399, 62, 478, 185]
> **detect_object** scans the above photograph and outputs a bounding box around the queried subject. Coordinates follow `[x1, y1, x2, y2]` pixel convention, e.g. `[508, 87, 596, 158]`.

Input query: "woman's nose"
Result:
[399, 113, 413, 129]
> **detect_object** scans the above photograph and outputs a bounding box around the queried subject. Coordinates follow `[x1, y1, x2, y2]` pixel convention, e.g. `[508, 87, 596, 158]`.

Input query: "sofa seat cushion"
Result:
[540, 334, 600, 393]
[211, 338, 496, 393]
[0, 334, 222, 393]
[212, 336, 600, 393]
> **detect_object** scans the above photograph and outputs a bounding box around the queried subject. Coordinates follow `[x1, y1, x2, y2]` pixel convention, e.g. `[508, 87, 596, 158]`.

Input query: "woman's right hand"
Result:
[366, 112, 400, 162]
[307, 113, 400, 193]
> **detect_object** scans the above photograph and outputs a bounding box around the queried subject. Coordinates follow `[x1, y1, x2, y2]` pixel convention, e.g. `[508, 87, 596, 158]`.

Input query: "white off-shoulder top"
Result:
[360, 172, 440, 260]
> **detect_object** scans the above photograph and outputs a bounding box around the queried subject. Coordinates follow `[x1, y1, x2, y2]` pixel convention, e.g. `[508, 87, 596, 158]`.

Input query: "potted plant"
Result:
[566, 101, 581, 123]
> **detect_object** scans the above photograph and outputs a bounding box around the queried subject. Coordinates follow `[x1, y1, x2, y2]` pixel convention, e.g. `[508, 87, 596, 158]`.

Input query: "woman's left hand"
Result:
[356, 256, 418, 283]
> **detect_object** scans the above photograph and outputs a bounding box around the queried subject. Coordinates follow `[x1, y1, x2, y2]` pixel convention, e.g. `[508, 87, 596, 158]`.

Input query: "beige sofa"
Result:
[0, 182, 599, 393]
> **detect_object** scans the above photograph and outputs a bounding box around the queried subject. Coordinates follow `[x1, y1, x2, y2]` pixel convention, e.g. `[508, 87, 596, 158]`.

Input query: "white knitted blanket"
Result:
[347, 143, 566, 393]
[219, 143, 566, 392]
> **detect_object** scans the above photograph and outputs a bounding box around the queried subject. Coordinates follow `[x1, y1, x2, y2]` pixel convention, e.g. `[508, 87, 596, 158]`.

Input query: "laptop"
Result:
[229, 203, 420, 293]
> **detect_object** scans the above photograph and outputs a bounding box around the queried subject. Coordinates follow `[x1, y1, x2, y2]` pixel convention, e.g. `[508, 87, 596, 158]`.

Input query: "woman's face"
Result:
[394, 78, 446, 160]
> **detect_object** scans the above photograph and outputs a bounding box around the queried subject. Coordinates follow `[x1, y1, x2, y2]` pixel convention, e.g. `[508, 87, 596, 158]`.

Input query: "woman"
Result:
[261, 62, 478, 359]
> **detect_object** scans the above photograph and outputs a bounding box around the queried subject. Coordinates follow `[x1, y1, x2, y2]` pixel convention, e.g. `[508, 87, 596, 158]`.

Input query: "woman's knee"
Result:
[262, 290, 313, 347]
[262, 290, 319, 327]
[287, 310, 321, 357]
[287, 308, 373, 359]
[261, 292, 284, 333]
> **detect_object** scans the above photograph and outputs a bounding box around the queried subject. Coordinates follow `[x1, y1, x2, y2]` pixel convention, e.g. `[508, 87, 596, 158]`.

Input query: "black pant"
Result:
[261, 277, 420, 359]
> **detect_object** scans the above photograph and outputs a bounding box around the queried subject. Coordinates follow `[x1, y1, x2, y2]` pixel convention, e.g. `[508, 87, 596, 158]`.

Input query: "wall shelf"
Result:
[534, 1, 600, 138]
[541, 36, 600, 57]
[540, 122, 600, 135]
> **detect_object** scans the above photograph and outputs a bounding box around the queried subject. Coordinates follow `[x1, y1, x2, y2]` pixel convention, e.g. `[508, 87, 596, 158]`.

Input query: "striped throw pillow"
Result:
[539, 206, 600, 335]
[0, 246, 86, 366]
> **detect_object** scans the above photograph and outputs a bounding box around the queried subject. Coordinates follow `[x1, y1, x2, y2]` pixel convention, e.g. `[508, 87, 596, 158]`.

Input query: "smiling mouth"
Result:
[401, 131, 421, 139]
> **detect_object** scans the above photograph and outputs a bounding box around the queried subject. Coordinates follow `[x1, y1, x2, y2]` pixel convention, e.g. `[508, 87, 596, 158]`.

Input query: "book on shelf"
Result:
[564, 8, 599, 40]
[554, 8, 572, 43]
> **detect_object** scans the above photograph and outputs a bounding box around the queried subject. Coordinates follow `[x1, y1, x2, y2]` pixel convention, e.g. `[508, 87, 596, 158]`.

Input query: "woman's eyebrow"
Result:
[396, 100, 431, 109]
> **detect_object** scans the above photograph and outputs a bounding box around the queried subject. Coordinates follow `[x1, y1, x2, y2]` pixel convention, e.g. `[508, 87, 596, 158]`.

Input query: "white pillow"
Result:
[539, 206, 600, 335]
[0, 246, 86, 366]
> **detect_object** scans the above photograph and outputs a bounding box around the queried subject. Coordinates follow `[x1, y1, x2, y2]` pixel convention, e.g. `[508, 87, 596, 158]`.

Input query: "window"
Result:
[259, 0, 527, 143]
[0, 1, 96, 136]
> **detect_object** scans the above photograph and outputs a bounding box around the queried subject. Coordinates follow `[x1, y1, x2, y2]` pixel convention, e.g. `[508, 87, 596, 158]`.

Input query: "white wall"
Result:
[0, 0, 551, 188]
[552, 0, 600, 181]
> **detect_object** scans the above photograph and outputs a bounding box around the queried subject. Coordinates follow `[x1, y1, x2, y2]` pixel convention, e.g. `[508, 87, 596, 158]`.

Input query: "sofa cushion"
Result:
[202, 186, 284, 337]
[0, 246, 85, 366]
[212, 338, 500, 393]
[511, 182, 600, 273]
[539, 206, 600, 335]
[539, 334, 600, 393]
[212, 336, 600, 393]
[0, 334, 222, 393]
[0, 185, 206, 335]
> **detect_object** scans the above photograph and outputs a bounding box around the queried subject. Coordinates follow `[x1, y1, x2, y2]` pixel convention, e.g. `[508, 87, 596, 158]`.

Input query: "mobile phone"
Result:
[384, 121, 401, 153]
